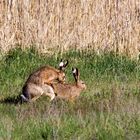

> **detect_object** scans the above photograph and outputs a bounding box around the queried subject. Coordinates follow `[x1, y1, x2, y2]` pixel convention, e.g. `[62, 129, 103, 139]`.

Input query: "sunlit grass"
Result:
[0, 48, 140, 140]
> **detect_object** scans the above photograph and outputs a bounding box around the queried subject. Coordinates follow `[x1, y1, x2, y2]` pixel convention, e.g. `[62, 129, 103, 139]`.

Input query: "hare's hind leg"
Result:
[28, 84, 44, 102]
[31, 94, 42, 102]
[41, 84, 55, 101]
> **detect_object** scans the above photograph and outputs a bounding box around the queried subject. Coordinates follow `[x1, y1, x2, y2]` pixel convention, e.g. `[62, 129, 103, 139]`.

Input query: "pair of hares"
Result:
[21, 59, 86, 102]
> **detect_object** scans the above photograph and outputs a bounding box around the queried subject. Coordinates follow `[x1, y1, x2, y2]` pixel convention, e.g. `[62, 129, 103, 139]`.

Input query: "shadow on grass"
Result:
[0, 95, 22, 105]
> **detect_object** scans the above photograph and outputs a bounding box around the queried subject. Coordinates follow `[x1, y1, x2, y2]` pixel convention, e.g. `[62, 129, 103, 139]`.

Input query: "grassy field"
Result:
[0, 48, 140, 140]
[0, 0, 140, 58]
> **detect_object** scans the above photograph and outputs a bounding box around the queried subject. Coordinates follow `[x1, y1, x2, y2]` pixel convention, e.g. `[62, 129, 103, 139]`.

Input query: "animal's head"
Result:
[58, 59, 69, 83]
[58, 71, 66, 83]
[72, 67, 86, 90]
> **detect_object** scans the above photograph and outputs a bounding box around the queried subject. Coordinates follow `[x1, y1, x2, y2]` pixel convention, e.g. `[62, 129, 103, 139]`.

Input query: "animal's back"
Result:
[26, 66, 59, 85]
[53, 83, 81, 99]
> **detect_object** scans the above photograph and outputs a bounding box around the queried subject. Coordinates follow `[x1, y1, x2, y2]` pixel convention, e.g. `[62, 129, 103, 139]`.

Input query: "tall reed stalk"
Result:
[0, 0, 140, 58]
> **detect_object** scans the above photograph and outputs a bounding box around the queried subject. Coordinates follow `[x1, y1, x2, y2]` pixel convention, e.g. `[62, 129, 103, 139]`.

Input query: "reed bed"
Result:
[0, 0, 140, 58]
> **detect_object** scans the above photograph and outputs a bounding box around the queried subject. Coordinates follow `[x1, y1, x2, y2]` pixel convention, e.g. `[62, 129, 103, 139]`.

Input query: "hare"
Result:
[25, 59, 68, 85]
[21, 82, 55, 102]
[52, 68, 86, 101]
[21, 59, 68, 102]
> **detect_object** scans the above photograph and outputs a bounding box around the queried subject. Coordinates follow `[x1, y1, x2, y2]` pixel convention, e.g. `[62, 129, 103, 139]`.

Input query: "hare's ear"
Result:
[59, 59, 64, 71]
[64, 60, 68, 68]
[72, 67, 76, 74]
[75, 68, 79, 81]
[59, 59, 68, 71]
[72, 67, 78, 82]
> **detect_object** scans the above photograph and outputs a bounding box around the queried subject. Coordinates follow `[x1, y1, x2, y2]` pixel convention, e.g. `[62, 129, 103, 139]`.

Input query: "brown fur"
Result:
[21, 60, 68, 102]
[26, 66, 66, 85]
[52, 68, 86, 101]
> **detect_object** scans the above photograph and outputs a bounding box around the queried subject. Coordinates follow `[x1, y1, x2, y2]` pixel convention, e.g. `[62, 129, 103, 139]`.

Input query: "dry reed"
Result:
[0, 0, 140, 58]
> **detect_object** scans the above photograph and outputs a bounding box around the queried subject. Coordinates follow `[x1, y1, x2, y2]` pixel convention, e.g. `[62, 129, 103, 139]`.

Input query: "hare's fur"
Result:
[25, 66, 66, 85]
[21, 60, 68, 102]
[22, 83, 55, 102]
[52, 68, 86, 101]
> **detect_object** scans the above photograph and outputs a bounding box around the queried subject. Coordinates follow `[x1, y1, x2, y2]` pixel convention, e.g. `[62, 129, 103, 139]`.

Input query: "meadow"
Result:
[0, 48, 140, 140]
[0, 0, 140, 139]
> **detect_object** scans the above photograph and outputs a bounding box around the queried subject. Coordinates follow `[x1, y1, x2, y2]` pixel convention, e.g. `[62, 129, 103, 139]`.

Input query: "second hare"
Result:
[52, 68, 86, 101]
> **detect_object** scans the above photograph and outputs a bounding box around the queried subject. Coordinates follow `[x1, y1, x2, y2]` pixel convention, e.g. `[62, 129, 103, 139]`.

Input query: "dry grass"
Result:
[0, 0, 140, 58]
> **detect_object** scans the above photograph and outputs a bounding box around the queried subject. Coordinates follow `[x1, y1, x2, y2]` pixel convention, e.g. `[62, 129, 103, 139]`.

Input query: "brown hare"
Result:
[52, 67, 86, 101]
[21, 59, 68, 102]
[26, 59, 68, 85]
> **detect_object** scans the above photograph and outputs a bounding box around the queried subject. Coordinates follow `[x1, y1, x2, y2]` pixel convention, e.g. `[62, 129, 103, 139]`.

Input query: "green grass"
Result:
[0, 47, 140, 140]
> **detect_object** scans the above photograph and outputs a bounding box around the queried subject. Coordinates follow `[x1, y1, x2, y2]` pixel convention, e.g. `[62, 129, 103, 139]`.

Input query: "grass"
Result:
[0, 47, 140, 140]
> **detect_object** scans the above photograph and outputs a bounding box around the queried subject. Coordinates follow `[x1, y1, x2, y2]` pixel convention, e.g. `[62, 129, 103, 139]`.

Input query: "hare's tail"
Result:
[20, 94, 29, 102]
[21, 85, 30, 102]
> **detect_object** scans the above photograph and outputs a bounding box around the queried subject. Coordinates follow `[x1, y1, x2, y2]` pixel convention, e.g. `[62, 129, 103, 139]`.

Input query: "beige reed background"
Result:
[0, 0, 140, 58]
